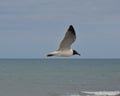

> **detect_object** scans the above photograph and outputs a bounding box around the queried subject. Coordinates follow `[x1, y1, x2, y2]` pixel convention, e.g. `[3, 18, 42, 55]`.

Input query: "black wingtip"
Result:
[69, 25, 74, 29]
[68, 25, 76, 35]
[69, 25, 74, 30]
[69, 25, 73, 27]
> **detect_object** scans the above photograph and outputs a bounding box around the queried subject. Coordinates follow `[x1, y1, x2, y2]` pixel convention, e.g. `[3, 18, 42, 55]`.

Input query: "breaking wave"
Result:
[50, 91, 120, 96]
[81, 91, 120, 96]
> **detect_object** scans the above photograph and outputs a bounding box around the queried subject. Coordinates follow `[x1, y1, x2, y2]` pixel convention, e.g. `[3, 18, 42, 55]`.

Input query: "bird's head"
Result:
[73, 50, 80, 56]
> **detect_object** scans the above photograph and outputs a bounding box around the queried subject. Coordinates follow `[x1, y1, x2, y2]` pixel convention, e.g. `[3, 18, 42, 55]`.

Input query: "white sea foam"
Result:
[50, 91, 120, 96]
[81, 91, 120, 96]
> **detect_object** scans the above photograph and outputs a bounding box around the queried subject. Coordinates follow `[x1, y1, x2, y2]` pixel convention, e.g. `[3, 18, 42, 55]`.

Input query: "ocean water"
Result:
[0, 59, 120, 96]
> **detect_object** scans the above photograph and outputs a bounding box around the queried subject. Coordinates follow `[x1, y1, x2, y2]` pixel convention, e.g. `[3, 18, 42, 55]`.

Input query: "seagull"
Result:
[47, 25, 80, 57]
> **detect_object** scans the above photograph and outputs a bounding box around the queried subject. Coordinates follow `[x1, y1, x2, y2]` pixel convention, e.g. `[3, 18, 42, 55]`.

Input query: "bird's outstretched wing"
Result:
[57, 25, 76, 51]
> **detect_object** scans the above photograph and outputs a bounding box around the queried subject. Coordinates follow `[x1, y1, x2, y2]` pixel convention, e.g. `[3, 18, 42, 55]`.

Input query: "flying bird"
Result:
[47, 25, 80, 57]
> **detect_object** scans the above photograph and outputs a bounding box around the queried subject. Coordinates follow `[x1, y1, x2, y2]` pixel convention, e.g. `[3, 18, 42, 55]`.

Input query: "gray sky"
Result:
[0, 0, 120, 58]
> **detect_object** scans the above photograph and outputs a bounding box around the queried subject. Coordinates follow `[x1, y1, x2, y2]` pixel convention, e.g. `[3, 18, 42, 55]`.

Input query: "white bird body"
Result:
[48, 49, 73, 57]
[47, 25, 80, 57]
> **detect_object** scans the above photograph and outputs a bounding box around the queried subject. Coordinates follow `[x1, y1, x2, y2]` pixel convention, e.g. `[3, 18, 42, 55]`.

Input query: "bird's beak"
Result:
[77, 53, 80, 56]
